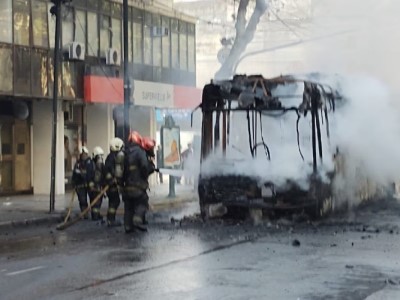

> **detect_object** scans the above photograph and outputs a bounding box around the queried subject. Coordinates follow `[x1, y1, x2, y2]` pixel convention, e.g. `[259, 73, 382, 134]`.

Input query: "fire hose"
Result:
[56, 185, 110, 231]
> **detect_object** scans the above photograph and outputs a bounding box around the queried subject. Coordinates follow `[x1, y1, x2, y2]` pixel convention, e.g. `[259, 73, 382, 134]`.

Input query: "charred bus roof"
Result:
[198, 74, 343, 173]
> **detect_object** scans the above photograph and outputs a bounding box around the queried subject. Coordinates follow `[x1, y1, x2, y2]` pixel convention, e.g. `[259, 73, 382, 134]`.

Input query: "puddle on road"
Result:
[0, 233, 69, 255]
[107, 249, 149, 263]
[308, 265, 387, 300]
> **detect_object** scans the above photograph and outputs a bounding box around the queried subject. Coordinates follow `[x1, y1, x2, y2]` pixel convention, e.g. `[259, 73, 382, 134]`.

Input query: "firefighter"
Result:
[103, 137, 125, 227]
[87, 146, 105, 221]
[122, 131, 155, 233]
[71, 146, 91, 219]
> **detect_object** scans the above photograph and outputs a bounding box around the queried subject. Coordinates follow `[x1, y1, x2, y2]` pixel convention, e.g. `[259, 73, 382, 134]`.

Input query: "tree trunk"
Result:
[214, 0, 268, 80]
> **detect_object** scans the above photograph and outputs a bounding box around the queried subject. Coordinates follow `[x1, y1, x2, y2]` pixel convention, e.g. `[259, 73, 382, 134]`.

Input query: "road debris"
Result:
[292, 239, 301, 247]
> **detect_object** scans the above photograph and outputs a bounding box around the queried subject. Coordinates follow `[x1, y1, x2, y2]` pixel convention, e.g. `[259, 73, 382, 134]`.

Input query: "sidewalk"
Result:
[0, 183, 198, 229]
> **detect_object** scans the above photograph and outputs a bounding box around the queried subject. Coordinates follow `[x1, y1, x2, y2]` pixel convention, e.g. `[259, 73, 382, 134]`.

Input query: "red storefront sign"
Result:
[84, 75, 124, 104]
[173, 85, 202, 109]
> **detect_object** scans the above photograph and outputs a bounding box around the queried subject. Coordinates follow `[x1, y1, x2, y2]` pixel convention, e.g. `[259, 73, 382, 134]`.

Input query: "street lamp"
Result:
[49, 0, 62, 213]
[123, 0, 131, 143]
[49, 0, 71, 213]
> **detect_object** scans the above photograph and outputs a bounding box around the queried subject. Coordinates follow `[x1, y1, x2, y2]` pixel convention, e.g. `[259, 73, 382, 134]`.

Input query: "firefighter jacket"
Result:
[104, 150, 125, 187]
[71, 157, 93, 189]
[87, 155, 105, 192]
[123, 143, 155, 196]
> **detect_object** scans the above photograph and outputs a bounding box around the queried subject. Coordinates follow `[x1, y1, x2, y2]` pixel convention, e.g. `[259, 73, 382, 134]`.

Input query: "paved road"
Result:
[1, 200, 400, 300]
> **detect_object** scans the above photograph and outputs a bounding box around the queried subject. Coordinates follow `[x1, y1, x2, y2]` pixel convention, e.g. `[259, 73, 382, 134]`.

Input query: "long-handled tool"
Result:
[56, 185, 109, 231]
[62, 192, 76, 224]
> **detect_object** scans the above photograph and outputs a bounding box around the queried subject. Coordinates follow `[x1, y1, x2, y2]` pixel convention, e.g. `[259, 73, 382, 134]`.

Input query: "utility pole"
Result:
[49, 0, 63, 213]
[123, 0, 131, 142]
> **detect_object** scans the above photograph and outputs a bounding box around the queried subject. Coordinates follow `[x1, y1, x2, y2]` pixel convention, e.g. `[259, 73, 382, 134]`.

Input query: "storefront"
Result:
[63, 103, 86, 190]
[132, 80, 202, 159]
[0, 100, 32, 194]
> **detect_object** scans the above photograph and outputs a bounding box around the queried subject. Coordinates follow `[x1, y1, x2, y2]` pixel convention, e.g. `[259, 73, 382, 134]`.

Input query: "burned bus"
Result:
[195, 74, 349, 220]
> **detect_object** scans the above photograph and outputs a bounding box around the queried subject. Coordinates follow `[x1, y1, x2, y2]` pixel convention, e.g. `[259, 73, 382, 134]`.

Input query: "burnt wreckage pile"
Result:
[196, 74, 342, 219]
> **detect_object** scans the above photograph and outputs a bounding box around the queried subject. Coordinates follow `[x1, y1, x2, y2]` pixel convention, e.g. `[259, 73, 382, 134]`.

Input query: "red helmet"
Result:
[141, 137, 156, 152]
[128, 131, 142, 145]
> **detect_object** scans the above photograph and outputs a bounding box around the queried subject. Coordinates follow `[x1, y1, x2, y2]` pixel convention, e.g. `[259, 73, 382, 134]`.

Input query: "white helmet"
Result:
[80, 146, 89, 154]
[110, 137, 124, 152]
[93, 146, 104, 157]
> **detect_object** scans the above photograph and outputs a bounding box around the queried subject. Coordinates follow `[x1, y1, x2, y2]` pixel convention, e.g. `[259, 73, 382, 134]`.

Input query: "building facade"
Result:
[0, 0, 197, 195]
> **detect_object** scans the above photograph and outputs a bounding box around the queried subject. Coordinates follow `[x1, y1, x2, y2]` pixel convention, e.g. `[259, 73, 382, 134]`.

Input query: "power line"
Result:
[268, 9, 303, 41]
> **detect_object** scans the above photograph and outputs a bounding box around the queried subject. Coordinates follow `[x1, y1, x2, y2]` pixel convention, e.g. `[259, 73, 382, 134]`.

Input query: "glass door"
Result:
[0, 118, 31, 193]
[13, 119, 31, 191]
[0, 121, 13, 192]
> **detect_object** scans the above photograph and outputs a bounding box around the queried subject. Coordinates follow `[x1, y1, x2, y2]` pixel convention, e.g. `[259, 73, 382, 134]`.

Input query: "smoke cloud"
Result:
[181, 0, 400, 208]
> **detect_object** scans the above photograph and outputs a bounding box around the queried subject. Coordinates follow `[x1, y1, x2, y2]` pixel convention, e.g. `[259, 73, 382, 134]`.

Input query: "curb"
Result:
[0, 214, 64, 230]
[0, 197, 197, 230]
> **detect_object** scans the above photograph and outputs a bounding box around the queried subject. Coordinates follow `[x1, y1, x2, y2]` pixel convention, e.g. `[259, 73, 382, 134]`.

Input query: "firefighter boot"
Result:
[107, 208, 121, 227]
[79, 204, 89, 219]
[124, 208, 134, 233]
[133, 215, 147, 232]
[91, 208, 103, 221]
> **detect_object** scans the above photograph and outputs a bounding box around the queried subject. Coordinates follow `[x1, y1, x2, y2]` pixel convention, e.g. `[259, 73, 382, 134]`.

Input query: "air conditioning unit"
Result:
[106, 48, 121, 66]
[152, 26, 169, 37]
[68, 42, 85, 60]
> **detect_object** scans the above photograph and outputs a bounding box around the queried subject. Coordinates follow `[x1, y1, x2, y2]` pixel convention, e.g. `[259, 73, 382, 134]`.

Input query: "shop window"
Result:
[132, 7, 143, 22]
[128, 21, 133, 62]
[31, 49, 48, 97]
[87, 0, 98, 10]
[171, 32, 179, 69]
[111, 3, 122, 18]
[75, 61, 84, 99]
[62, 61, 76, 99]
[100, 15, 111, 55]
[0, 46, 13, 93]
[161, 16, 170, 68]
[188, 35, 195, 72]
[171, 19, 179, 69]
[100, 1, 111, 13]
[75, 10, 86, 46]
[87, 12, 98, 56]
[14, 47, 31, 95]
[179, 22, 188, 71]
[153, 66, 161, 82]
[32, 0, 48, 47]
[144, 12, 152, 65]
[62, 6, 74, 48]
[111, 18, 121, 53]
[17, 143, 25, 155]
[14, 0, 31, 46]
[153, 37, 161, 67]
[133, 22, 143, 64]
[73, 0, 86, 9]
[48, 54, 62, 97]
[0, 0, 12, 43]
[152, 15, 161, 67]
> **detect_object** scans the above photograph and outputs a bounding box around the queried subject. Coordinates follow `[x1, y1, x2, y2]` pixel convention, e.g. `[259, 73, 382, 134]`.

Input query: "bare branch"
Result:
[215, 0, 269, 80]
[235, 0, 250, 39]
[241, 0, 268, 45]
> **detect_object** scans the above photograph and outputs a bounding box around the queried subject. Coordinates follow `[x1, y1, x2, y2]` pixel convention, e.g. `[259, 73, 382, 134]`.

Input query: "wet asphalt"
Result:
[1, 200, 400, 300]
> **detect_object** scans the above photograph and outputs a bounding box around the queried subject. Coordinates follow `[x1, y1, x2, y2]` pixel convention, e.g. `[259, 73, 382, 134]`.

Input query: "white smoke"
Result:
[328, 75, 400, 204]
[181, 0, 400, 206]
[183, 74, 400, 206]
